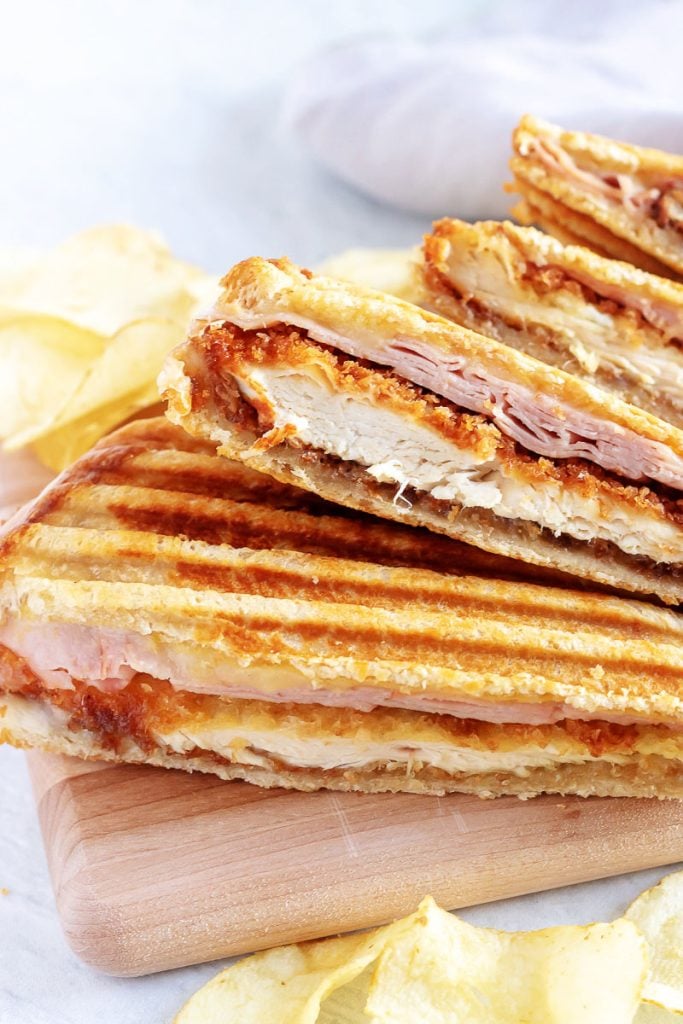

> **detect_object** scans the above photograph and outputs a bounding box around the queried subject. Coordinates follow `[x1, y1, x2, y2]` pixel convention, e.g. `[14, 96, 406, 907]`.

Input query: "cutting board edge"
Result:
[27, 752, 683, 977]
[49, 851, 683, 977]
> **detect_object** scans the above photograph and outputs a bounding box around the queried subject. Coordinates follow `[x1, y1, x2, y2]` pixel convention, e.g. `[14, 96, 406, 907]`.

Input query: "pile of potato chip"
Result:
[0, 225, 215, 470]
[0, 235, 430, 474]
[175, 869, 683, 1023]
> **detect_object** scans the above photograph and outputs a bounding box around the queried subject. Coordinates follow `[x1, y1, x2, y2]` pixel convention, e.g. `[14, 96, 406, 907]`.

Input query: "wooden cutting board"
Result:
[27, 751, 683, 977]
[6, 450, 683, 977]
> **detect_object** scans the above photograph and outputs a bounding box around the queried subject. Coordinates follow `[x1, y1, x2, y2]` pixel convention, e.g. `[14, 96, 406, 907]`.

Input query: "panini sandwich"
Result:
[422, 218, 683, 427]
[509, 115, 683, 281]
[1, 418, 682, 798]
[160, 257, 683, 603]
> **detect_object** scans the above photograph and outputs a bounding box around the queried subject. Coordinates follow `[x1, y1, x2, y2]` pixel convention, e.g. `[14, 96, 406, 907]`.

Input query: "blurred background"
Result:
[1, 0, 445, 267]
[4, 0, 681, 270]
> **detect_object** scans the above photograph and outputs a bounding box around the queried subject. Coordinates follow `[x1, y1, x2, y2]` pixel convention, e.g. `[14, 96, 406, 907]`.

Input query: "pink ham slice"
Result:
[526, 136, 661, 218]
[329, 332, 683, 490]
[0, 620, 672, 729]
[520, 138, 683, 338]
[260, 304, 683, 488]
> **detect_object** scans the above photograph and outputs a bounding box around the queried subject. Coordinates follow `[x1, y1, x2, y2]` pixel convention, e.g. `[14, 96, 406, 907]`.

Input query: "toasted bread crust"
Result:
[2, 418, 683, 712]
[203, 255, 683, 459]
[3, 418, 682, 798]
[421, 218, 683, 425]
[0, 419, 573, 587]
[510, 116, 683, 278]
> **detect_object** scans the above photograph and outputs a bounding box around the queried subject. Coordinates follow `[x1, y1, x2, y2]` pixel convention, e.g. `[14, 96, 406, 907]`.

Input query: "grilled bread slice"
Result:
[509, 115, 683, 281]
[1, 417, 682, 797]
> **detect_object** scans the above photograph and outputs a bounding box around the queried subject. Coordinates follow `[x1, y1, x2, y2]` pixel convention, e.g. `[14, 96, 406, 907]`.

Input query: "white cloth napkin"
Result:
[284, 0, 683, 219]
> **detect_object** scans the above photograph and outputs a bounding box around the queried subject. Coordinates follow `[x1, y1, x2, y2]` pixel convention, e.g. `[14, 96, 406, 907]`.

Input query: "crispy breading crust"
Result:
[2, 694, 681, 799]
[10, 671, 678, 754]
[162, 321, 683, 601]
[510, 116, 683, 278]
[203, 255, 683, 458]
[204, 322, 500, 457]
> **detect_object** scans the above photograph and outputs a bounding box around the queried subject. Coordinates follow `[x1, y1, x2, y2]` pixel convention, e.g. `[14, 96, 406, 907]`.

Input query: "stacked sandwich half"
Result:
[1, 116, 682, 799]
[0, 417, 681, 798]
[161, 255, 682, 605]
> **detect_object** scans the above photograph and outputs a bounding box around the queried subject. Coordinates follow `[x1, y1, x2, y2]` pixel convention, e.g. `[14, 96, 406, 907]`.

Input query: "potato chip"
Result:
[32, 386, 160, 471]
[317, 966, 373, 1023]
[0, 318, 103, 445]
[18, 318, 187, 453]
[174, 897, 646, 1024]
[626, 870, 683, 1014]
[636, 1007, 681, 1023]
[174, 911, 420, 1024]
[366, 898, 646, 1024]
[0, 225, 210, 336]
[317, 247, 422, 303]
[0, 225, 216, 466]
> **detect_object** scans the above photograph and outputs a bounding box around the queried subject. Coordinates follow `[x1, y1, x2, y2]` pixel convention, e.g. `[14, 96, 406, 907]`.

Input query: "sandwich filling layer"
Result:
[238, 362, 680, 563]
[521, 132, 683, 242]
[423, 221, 683, 425]
[510, 117, 683, 278]
[5, 691, 681, 797]
[207, 258, 683, 490]
[3, 680, 681, 780]
[3, 624, 682, 728]
[179, 325, 682, 567]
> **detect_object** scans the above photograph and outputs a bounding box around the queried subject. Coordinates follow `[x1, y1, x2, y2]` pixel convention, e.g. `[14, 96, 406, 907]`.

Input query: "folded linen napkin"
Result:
[284, 0, 683, 218]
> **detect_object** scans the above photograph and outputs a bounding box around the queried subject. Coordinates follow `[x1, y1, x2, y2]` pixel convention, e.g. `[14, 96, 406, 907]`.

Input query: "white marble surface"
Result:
[0, 3, 681, 1022]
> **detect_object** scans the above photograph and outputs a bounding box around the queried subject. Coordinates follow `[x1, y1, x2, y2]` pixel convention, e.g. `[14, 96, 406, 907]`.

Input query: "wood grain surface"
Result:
[27, 751, 683, 976]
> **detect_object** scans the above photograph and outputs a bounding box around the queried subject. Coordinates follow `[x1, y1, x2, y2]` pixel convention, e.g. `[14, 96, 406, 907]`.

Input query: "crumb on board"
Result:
[0, 887, 9, 896]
